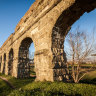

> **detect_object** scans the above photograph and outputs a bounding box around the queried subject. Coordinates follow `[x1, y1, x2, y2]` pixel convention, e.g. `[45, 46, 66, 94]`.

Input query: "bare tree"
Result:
[65, 27, 96, 83]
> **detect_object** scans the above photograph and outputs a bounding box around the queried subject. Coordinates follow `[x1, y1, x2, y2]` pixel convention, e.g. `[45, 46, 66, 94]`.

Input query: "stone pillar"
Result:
[12, 49, 18, 77]
[1, 55, 4, 73]
[34, 49, 54, 81]
[34, 25, 54, 81]
[34, 24, 69, 82]
[51, 26, 69, 81]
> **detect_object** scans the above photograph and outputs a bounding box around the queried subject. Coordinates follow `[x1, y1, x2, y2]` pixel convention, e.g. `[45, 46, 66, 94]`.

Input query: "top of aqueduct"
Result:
[1, 0, 96, 52]
[0, 0, 63, 51]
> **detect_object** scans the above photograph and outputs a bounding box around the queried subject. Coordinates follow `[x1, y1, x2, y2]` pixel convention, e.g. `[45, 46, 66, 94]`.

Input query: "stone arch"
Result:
[51, 0, 96, 81]
[2, 53, 6, 74]
[17, 37, 35, 78]
[8, 48, 14, 75]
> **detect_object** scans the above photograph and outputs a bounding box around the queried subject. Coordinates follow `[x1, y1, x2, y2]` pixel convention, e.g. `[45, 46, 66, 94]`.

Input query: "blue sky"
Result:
[0, 0, 35, 47]
[64, 9, 96, 60]
[64, 9, 96, 46]
[0, 0, 96, 56]
[71, 9, 96, 33]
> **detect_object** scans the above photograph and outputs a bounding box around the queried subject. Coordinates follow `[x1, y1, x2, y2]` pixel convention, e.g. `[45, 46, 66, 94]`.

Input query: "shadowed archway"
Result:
[18, 37, 35, 78]
[8, 49, 14, 75]
[2, 53, 6, 74]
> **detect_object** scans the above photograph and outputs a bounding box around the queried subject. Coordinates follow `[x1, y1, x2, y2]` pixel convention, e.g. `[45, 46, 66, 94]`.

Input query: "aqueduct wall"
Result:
[0, 0, 96, 81]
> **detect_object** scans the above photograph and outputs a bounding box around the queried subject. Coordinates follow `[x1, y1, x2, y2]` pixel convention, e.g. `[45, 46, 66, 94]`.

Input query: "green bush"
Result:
[8, 82, 96, 96]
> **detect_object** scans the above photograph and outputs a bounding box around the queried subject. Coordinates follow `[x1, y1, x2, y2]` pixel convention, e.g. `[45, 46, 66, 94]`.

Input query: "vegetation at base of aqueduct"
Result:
[0, 79, 12, 96]
[0, 72, 96, 96]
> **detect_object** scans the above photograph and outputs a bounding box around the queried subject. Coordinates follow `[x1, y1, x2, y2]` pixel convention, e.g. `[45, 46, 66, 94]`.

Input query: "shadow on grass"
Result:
[0, 79, 12, 96]
[80, 78, 96, 85]
[0, 73, 36, 95]
[7, 76, 36, 89]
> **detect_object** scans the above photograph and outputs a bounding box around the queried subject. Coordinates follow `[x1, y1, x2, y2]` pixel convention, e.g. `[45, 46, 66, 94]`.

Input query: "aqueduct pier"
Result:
[0, 0, 96, 81]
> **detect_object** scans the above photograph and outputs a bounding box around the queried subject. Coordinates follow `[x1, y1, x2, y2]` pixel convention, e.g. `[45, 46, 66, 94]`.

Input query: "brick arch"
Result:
[51, 0, 96, 81]
[8, 48, 14, 75]
[17, 37, 35, 78]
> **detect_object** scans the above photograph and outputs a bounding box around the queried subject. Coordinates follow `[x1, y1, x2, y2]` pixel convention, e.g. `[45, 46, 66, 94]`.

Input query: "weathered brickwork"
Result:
[0, 0, 96, 81]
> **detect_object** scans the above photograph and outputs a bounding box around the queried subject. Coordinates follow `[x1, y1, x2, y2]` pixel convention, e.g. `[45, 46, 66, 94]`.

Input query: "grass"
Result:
[0, 79, 12, 96]
[0, 73, 35, 89]
[0, 70, 96, 96]
[7, 82, 96, 96]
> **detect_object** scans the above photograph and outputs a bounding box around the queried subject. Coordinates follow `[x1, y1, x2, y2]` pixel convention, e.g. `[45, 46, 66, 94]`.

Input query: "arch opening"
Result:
[8, 49, 14, 75]
[2, 53, 6, 74]
[18, 37, 35, 78]
[64, 9, 96, 83]
[51, 1, 96, 81]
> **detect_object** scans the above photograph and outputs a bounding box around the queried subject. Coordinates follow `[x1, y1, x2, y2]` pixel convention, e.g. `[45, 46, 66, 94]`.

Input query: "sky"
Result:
[64, 9, 96, 60]
[64, 9, 96, 48]
[0, 0, 96, 58]
[70, 9, 96, 33]
[0, 0, 35, 47]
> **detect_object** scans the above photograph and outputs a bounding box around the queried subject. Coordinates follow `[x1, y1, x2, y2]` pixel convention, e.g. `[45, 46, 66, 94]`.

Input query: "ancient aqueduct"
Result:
[0, 0, 96, 81]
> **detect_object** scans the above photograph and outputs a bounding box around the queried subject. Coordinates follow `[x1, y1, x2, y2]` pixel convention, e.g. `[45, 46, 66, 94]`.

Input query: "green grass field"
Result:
[0, 70, 96, 96]
[7, 82, 96, 96]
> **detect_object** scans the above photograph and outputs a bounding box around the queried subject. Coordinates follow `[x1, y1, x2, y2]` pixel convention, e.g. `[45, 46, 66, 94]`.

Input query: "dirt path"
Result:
[0, 76, 15, 89]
